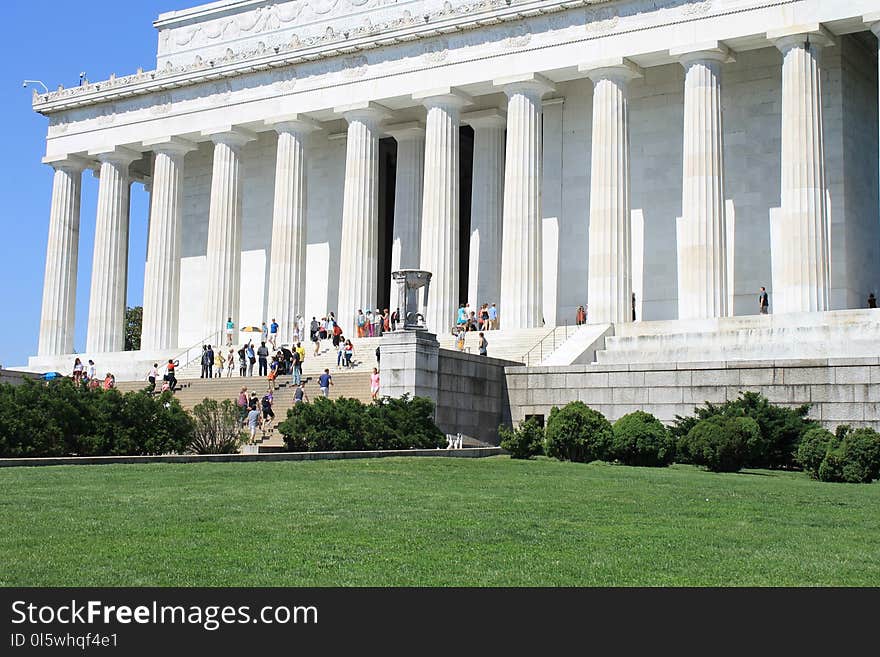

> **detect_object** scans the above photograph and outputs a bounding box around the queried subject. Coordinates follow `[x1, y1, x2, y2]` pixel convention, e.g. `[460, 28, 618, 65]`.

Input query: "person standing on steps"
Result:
[237, 386, 249, 424]
[291, 346, 302, 385]
[257, 341, 269, 377]
[261, 321, 268, 345]
[488, 303, 498, 330]
[269, 318, 279, 349]
[869, 293, 877, 309]
[238, 346, 247, 377]
[199, 345, 208, 379]
[759, 286, 769, 315]
[370, 367, 380, 401]
[214, 348, 224, 378]
[226, 317, 235, 346]
[318, 368, 333, 398]
[478, 331, 488, 356]
[246, 341, 256, 377]
[226, 349, 235, 377]
[390, 308, 399, 331]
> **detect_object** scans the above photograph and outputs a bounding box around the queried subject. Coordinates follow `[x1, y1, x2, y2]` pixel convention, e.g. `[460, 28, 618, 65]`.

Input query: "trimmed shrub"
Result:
[189, 398, 246, 454]
[671, 392, 814, 469]
[796, 427, 836, 479]
[499, 418, 544, 460]
[0, 380, 192, 458]
[679, 415, 762, 473]
[817, 427, 880, 484]
[544, 401, 612, 463]
[611, 411, 675, 467]
[278, 394, 444, 452]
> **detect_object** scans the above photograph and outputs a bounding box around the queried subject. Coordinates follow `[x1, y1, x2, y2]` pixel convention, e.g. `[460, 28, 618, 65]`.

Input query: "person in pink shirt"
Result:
[370, 367, 380, 401]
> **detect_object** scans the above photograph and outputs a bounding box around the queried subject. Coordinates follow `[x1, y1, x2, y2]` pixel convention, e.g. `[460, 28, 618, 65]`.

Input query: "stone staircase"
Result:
[595, 308, 880, 364]
[115, 370, 373, 451]
[173, 327, 569, 380]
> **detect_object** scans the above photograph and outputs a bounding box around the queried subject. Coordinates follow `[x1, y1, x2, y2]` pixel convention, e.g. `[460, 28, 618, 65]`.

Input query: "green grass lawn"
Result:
[1, 456, 878, 586]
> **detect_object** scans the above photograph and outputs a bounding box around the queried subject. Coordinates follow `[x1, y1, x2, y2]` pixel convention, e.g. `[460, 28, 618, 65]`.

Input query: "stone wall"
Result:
[505, 358, 880, 431]
[436, 350, 515, 445]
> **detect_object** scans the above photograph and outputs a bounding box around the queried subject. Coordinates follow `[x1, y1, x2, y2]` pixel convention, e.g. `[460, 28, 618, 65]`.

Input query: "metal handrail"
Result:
[171, 330, 224, 370]
[521, 321, 575, 367]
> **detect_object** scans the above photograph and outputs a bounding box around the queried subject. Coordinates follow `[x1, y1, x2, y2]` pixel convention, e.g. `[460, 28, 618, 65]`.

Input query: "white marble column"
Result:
[265, 116, 319, 343]
[38, 157, 85, 356]
[414, 89, 470, 333]
[202, 128, 255, 340]
[464, 110, 506, 311]
[769, 27, 834, 314]
[673, 45, 731, 320]
[581, 59, 641, 325]
[385, 122, 425, 306]
[495, 73, 555, 329]
[86, 148, 139, 353]
[140, 138, 194, 351]
[335, 102, 388, 335]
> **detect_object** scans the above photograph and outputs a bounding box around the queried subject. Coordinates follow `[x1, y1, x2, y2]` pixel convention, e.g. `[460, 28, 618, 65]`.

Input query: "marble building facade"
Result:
[29, 0, 880, 372]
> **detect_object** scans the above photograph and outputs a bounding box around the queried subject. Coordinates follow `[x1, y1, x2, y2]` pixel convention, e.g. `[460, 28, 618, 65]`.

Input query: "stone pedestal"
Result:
[380, 330, 440, 402]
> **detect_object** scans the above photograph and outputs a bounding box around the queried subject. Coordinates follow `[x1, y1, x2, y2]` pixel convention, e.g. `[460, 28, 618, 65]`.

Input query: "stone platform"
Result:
[594, 309, 880, 364]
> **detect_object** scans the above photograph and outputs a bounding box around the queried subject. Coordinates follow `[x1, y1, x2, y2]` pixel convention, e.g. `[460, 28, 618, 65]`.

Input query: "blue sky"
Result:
[1, 1, 177, 367]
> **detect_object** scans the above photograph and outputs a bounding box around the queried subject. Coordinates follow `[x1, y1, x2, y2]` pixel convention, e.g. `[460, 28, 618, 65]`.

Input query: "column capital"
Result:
[462, 109, 507, 129]
[493, 72, 555, 98]
[333, 101, 391, 127]
[201, 126, 258, 147]
[864, 12, 880, 35]
[264, 113, 322, 135]
[42, 153, 89, 173]
[579, 57, 643, 84]
[768, 24, 836, 52]
[143, 136, 197, 157]
[88, 146, 141, 168]
[385, 121, 425, 141]
[670, 41, 735, 66]
[412, 87, 472, 110]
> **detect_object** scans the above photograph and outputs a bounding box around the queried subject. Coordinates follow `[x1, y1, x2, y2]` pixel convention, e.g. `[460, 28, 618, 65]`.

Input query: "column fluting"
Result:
[417, 91, 469, 333]
[771, 29, 833, 313]
[336, 104, 387, 335]
[676, 47, 730, 319]
[466, 110, 506, 312]
[496, 74, 554, 329]
[87, 149, 138, 353]
[386, 122, 425, 307]
[141, 139, 194, 351]
[583, 60, 641, 325]
[203, 129, 254, 341]
[266, 119, 317, 344]
[38, 159, 85, 356]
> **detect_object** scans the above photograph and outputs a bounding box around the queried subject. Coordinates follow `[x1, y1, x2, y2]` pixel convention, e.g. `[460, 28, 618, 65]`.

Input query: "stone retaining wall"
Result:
[505, 358, 880, 430]
[0, 447, 502, 468]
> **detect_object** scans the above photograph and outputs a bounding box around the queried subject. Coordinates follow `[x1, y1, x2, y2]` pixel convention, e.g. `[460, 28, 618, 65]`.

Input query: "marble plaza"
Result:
[25, 0, 880, 379]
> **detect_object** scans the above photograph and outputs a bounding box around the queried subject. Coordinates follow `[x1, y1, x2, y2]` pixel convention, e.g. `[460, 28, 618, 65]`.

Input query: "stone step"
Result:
[596, 310, 880, 364]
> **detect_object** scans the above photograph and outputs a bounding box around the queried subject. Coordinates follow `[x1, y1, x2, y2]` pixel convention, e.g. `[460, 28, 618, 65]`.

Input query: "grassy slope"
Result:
[1, 456, 877, 586]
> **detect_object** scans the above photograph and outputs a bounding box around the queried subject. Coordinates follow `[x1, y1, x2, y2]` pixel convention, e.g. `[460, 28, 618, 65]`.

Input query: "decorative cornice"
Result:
[33, 0, 608, 114]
